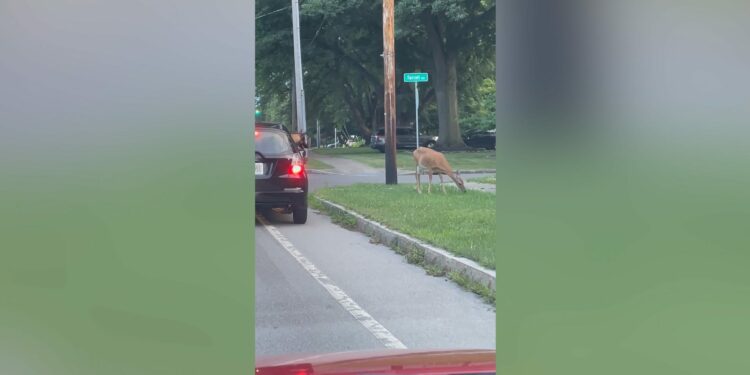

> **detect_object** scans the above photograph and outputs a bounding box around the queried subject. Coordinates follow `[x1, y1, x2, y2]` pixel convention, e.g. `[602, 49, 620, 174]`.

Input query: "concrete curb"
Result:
[314, 197, 496, 292]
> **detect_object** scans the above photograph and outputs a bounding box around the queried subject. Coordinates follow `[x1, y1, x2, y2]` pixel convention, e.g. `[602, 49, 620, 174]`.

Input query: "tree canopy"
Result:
[256, 0, 495, 147]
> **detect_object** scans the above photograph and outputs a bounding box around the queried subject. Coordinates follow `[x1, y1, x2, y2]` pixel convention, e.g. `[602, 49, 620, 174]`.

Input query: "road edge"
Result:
[313, 197, 496, 293]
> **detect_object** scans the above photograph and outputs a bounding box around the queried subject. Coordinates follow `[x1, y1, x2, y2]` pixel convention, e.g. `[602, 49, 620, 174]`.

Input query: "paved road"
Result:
[255, 168, 496, 356]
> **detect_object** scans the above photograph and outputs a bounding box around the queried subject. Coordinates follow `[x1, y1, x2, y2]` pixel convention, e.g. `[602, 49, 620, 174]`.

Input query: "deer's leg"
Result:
[439, 174, 447, 193]
[428, 172, 433, 194]
[415, 166, 422, 194]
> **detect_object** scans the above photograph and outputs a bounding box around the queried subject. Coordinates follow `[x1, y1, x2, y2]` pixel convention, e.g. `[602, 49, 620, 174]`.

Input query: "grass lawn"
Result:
[312, 147, 496, 171]
[469, 176, 496, 185]
[305, 157, 334, 170]
[313, 183, 496, 269]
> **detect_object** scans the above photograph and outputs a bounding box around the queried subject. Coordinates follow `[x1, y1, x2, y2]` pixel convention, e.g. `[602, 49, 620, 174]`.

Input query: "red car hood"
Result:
[255, 348, 495, 375]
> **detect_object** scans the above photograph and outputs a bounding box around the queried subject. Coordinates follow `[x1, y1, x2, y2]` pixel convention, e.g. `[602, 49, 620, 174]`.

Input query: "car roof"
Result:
[256, 122, 290, 133]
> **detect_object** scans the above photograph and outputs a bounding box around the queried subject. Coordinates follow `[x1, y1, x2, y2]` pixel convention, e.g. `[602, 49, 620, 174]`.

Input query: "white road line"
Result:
[256, 214, 407, 349]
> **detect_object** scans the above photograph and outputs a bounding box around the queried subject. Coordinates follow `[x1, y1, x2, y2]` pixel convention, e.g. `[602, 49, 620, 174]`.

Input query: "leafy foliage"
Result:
[256, 0, 495, 142]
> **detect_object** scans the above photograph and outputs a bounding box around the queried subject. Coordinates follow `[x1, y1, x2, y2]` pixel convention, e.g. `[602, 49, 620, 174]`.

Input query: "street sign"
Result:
[403, 73, 428, 83]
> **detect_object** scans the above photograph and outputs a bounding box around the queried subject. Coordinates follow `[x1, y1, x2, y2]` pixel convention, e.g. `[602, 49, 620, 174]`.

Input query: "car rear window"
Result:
[255, 130, 293, 155]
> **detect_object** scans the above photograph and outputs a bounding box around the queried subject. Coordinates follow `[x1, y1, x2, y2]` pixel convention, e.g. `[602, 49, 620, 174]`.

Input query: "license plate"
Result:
[255, 163, 264, 175]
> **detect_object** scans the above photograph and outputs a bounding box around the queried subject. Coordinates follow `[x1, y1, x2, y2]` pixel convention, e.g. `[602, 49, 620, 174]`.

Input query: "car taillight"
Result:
[289, 154, 304, 175]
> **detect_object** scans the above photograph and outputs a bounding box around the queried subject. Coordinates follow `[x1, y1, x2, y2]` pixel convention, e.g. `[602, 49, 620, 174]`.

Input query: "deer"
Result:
[413, 147, 467, 194]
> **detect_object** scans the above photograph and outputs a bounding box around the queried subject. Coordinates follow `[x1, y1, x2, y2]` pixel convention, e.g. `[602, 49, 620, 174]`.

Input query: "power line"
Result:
[256, 6, 290, 20]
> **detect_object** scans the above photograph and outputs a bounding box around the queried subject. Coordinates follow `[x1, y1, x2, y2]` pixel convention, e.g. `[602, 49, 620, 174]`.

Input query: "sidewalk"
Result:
[309, 154, 380, 175]
[309, 152, 495, 193]
[395, 172, 496, 194]
[464, 182, 496, 194]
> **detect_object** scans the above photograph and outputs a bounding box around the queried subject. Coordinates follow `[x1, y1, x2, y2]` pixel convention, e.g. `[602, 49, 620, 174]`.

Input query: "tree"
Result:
[257, 0, 388, 139]
[256, 0, 494, 147]
[397, 0, 495, 149]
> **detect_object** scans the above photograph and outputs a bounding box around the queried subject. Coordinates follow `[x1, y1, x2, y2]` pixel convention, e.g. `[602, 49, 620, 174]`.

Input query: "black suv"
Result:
[370, 128, 438, 152]
[255, 123, 308, 224]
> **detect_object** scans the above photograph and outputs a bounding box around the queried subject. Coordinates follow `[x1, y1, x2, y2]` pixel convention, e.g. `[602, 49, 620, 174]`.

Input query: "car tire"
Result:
[377, 147, 385, 153]
[292, 206, 308, 224]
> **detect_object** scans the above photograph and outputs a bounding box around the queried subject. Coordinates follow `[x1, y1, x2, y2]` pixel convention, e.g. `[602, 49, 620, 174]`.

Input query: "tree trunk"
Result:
[366, 87, 383, 143]
[342, 82, 373, 138]
[425, 14, 466, 149]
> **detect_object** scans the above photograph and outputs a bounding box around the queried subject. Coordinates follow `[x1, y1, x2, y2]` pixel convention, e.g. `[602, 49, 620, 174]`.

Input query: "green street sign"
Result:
[403, 72, 428, 83]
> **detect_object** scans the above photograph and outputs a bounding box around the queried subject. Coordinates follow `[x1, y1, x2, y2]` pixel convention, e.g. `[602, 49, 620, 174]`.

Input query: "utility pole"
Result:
[316, 118, 320, 148]
[383, 0, 397, 184]
[291, 0, 307, 134]
[290, 78, 296, 130]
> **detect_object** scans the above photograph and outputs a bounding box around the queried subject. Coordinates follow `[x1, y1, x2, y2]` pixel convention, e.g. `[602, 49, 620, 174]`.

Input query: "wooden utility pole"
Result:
[383, 0, 397, 184]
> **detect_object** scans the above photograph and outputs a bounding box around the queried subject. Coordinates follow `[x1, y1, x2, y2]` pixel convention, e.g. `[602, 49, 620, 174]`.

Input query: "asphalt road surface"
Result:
[255, 170, 496, 356]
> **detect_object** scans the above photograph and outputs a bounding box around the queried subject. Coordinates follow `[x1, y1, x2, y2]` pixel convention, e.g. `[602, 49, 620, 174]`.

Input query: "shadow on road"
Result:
[255, 208, 300, 226]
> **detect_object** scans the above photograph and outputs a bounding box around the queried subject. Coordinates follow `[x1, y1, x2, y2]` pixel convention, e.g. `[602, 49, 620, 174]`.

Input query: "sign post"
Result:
[403, 73, 429, 149]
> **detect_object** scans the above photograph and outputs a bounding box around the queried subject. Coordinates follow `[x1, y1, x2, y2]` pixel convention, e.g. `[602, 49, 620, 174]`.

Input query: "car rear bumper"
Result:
[255, 189, 307, 209]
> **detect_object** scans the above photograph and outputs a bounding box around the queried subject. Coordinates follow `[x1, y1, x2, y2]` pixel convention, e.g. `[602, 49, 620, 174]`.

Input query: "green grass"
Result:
[314, 147, 496, 171]
[305, 156, 334, 170]
[449, 271, 495, 305]
[469, 176, 496, 184]
[313, 183, 496, 269]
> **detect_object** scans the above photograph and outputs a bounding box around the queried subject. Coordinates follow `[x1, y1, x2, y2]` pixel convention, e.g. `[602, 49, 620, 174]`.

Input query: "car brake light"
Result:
[255, 130, 259, 137]
[289, 154, 304, 175]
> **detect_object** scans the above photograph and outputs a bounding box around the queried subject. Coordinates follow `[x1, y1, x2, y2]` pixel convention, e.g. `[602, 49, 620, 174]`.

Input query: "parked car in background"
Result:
[254, 123, 308, 224]
[370, 128, 438, 152]
[463, 129, 496, 150]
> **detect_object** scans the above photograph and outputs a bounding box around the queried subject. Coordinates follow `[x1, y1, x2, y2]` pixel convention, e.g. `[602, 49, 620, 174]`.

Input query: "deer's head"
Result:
[454, 170, 467, 193]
